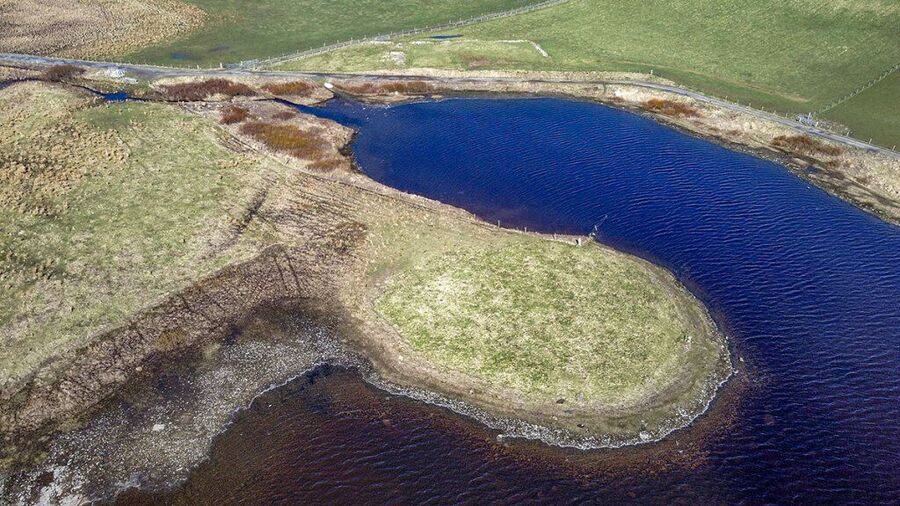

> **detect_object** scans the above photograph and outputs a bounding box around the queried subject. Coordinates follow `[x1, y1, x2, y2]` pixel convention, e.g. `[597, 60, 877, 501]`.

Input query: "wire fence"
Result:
[683, 88, 897, 153]
[244, 0, 573, 70]
[815, 63, 898, 115]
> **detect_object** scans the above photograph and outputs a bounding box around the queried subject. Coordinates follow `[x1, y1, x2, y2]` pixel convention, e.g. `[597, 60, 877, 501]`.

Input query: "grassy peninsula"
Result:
[0, 79, 729, 446]
[376, 240, 718, 408]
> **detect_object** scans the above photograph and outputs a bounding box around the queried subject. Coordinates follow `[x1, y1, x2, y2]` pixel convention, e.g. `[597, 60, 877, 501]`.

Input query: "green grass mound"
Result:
[376, 240, 718, 407]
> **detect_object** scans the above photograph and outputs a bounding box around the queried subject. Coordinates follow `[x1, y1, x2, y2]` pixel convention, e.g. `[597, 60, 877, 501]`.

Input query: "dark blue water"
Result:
[326, 97, 900, 503]
[101, 91, 128, 102]
[130, 97, 900, 505]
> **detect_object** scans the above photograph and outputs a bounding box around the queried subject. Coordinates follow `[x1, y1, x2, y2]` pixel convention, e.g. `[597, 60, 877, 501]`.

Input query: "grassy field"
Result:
[283, 0, 900, 146]
[822, 72, 900, 148]
[375, 237, 721, 407]
[123, 0, 541, 67]
[0, 82, 274, 387]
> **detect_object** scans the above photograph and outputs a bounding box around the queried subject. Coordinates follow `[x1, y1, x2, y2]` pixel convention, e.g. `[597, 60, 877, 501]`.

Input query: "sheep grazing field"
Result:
[284, 0, 900, 147]
[0, 0, 204, 60]
[122, 0, 542, 67]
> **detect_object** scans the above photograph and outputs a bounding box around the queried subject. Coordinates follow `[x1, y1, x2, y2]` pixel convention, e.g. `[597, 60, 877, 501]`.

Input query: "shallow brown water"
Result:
[115, 364, 751, 505]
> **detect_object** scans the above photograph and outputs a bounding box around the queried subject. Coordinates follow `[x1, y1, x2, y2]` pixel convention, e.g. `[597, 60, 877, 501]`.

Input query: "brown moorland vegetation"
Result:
[261, 81, 317, 96]
[239, 121, 328, 159]
[772, 134, 843, 156]
[272, 110, 299, 121]
[42, 65, 85, 82]
[335, 80, 433, 95]
[642, 98, 699, 117]
[0, 0, 204, 60]
[307, 157, 350, 172]
[236, 119, 349, 172]
[220, 105, 250, 124]
[161, 79, 257, 101]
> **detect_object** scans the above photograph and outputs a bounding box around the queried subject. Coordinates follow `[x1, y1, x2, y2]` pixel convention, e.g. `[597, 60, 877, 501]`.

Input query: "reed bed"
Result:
[239, 121, 326, 157]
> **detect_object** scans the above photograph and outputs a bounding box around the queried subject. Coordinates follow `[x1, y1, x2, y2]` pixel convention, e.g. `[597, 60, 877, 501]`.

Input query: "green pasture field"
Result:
[124, 0, 541, 67]
[282, 0, 900, 146]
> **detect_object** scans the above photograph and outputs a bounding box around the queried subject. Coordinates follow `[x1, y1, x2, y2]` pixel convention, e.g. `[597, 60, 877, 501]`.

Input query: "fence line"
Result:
[814, 63, 899, 115]
[2, 51, 896, 154]
[245, 0, 573, 70]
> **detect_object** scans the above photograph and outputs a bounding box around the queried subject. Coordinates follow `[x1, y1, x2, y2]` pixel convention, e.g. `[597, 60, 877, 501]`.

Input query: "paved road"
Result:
[2, 52, 897, 160]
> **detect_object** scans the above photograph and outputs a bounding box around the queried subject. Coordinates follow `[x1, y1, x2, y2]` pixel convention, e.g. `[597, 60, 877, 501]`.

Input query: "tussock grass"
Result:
[161, 79, 257, 101]
[0, 0, 204, 60]
[0, 81, 278, 385]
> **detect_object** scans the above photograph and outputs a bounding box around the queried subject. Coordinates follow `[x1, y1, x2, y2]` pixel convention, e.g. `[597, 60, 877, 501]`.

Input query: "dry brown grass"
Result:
[261, 81, 317, 96]
[161, 79, 257, 101]
[642, 98, 699, 117]
[772, 134, 843, 156]
[0, 0, 205, 59]
[307, 158, 350, 171]
[335, 80, 433, 95]
[220, 105, 250, 125]
[271, 110, 298, 121]
[42, 64, 86, 82]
